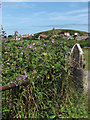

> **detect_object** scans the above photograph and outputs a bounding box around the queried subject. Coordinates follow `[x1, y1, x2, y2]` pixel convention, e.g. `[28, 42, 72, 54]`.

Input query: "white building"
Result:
[64, 32, 70, 36]
[74, 32, 78, 36]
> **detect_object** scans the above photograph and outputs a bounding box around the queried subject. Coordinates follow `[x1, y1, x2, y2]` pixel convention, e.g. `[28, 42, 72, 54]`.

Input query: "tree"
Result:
[74, 35, 77, 40]
[52, 27, 55, 30]
[0, 25, 6, 38]
[8, 35, 13, 38]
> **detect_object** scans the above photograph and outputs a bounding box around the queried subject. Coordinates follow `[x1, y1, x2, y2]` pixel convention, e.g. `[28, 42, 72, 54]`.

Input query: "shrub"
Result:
[8, 35, 13, 38]
[2, 37, 88, 119]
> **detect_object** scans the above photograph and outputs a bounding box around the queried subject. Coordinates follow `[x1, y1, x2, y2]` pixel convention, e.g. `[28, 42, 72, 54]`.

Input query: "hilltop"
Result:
[33, 29, 89, 49]
[34, 29, 87, 36]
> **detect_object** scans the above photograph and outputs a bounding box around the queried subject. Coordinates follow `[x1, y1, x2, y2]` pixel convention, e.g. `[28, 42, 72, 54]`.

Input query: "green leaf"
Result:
[3, 109, 10, 112]
[49, 115, 56, 119]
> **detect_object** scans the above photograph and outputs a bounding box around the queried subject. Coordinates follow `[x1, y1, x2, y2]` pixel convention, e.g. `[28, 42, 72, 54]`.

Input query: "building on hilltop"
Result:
[40, 34, 48, 38]
[74, 32, 78, 36]
[19, 34, 34, 38]
[64, 32, 70, 36]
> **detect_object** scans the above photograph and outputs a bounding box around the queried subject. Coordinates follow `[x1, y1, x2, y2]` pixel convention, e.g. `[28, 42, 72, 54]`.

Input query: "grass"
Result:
[83, 48, 90, 71]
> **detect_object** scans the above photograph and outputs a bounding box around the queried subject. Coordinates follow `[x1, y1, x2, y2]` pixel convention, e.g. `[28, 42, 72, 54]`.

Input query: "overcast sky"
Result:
[1, 2, 88, 35]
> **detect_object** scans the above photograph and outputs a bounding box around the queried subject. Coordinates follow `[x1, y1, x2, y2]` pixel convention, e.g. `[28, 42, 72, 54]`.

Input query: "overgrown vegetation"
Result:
[2, 29, 88, 119]
[65, 38, 90, 48]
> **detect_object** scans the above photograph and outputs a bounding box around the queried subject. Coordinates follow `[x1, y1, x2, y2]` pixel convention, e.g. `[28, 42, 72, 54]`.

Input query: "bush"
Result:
[8, 35, 13, 38]
[65, 37, 90, 48]
[2, 38, 68, 85]
[2, 37, 88, 119]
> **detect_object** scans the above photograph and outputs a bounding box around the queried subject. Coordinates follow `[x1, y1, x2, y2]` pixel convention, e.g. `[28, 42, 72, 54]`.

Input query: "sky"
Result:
[1, 2, 89, 35]
[2, 0, 89, 2]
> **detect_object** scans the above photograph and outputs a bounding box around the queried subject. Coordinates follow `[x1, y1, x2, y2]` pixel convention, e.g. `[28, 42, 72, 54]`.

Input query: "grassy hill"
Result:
[35, 29, 87, 36]
[34, 29, 89, 49]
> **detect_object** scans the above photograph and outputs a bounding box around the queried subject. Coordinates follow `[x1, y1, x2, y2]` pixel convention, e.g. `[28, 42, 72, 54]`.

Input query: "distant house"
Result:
[30, 34, 34, 37]
[40, 34, 48, 38]
[16, 36, 21, 41]
[74, 32, 78, 36]
[18, 34, 22, 37]
[21, 34, 34, 38]
[64, 32, 70, 36]
[22, 34, 27, 37]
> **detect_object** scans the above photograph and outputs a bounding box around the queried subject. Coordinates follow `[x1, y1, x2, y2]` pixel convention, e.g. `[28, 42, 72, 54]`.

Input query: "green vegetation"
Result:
[65, 38, 90, 48]
[83, 48, 90, 70]
[2, 29, 88, 119]
[0, 25, 6, 37]
[35, 29, 86, 36]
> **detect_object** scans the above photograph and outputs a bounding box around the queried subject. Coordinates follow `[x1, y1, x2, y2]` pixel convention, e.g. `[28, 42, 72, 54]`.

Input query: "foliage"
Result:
[0, 25, 6, 38]
[8, 35, 13, 38]
[2, 38, 68, 85]
[64, 37, 90, 48]
[2, 37, 88, 119]
[34, 29, 86, 37]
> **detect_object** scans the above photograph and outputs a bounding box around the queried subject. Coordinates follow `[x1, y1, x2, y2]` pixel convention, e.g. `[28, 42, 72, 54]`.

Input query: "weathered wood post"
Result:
[71, 43, 85, 93]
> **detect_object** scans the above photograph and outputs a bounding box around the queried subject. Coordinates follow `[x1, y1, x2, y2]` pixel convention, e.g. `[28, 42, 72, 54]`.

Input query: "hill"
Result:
[34, 29, 87, 36]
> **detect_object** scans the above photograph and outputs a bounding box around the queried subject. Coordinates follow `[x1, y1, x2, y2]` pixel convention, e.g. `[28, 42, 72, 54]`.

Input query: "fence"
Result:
[71, 43, 86, 93]
[0, 43, 86, 119]
[0, 80, 30, 119]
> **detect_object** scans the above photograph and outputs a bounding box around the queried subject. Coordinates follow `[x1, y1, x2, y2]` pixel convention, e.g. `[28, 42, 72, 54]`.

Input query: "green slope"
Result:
[35, 29, 87, 36]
